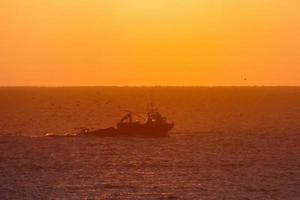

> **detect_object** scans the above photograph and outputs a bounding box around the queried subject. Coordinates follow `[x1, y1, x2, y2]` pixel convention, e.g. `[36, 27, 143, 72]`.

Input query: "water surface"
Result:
[0, 87, 299, 199]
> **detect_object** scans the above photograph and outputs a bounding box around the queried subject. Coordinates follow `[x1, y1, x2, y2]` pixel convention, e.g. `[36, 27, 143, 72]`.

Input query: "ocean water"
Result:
[0, 87, 299, 199]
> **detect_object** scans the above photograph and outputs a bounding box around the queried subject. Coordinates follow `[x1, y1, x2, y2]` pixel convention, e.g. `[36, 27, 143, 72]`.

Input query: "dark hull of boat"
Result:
[78, 127, 117, 137]
[79, 123, 174, 137]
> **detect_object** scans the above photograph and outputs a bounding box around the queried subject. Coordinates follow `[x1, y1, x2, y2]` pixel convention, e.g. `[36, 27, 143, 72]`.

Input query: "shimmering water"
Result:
[0, 87, 299, 199]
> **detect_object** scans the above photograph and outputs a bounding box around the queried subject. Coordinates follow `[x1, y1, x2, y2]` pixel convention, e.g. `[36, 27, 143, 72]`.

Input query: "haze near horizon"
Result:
[1, 0, 299, 86]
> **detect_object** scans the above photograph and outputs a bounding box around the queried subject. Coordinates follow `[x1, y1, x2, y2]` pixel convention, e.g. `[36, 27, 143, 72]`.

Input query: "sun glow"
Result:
[0, 0, 299, 86]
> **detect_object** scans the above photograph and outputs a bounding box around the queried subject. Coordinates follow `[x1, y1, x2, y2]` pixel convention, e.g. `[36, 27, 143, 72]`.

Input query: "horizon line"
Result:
[0, 85, 300, 88]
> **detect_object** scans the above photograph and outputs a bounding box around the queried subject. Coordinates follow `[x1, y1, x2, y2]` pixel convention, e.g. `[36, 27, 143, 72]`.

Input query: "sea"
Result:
[0, 87, 299, 199]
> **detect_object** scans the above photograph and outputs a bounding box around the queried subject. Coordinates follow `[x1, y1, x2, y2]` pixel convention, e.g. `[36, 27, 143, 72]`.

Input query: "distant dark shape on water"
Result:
[46, 106, 174, 138]
[78, 107, 174, 137]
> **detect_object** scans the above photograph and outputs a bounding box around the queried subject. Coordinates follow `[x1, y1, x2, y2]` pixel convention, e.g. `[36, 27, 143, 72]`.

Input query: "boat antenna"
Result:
[147, 89, 156, 113]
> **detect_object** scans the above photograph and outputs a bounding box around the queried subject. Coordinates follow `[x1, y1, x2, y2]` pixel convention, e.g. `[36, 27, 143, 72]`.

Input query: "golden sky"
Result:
[0, 0, 299, 86]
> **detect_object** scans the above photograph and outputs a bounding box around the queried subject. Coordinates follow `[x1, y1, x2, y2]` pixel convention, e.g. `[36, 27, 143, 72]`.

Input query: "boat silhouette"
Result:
[78, 106, 174, 137]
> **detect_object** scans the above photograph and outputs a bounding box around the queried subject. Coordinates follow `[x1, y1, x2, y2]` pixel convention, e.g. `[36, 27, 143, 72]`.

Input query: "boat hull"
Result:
[79, 123, 174, 137]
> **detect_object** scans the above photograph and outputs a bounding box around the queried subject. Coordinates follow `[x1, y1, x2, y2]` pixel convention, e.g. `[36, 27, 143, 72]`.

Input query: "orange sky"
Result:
[0, 0, 299, 86]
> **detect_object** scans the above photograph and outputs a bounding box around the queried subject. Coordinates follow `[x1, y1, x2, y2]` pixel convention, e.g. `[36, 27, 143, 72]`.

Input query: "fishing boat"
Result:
[78, 107, 174, 137]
